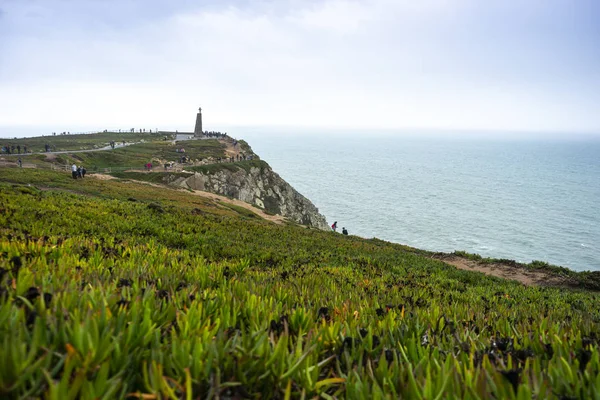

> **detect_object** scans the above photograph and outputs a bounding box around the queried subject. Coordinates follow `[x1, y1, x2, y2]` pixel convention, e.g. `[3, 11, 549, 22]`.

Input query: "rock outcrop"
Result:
[171, 161, 329, 230]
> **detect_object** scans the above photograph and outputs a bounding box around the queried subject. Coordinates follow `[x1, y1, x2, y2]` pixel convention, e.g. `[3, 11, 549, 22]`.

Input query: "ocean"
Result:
[237, 131, 600, 272]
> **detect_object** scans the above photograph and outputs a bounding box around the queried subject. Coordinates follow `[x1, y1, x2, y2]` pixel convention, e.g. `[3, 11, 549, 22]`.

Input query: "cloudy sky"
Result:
[0, 0, 599, 136]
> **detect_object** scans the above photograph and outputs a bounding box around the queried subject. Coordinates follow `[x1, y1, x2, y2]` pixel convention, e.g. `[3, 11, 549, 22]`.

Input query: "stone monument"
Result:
[194, 107, 203, 136]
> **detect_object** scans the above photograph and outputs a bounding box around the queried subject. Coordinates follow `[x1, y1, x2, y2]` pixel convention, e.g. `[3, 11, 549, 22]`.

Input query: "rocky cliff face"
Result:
[172, 161, 329, 230]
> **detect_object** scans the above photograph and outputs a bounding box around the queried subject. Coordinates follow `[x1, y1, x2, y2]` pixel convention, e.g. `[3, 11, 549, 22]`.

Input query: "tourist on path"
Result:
[342, 228, 348, 235]
[71, 164, 77, 179]
[17, 158, 22, 168]
[331, 221, 338, 232]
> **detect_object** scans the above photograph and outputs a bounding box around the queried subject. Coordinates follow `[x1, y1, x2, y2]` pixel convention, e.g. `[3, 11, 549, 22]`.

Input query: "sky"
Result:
[0, 0, 599, 137]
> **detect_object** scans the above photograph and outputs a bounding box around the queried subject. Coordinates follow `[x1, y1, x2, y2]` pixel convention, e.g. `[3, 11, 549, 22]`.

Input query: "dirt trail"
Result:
[2, 142, 135, 157]
[91, 173, 285, 224]
[432, 254, 577, 288]
[188, 190, 285, 224]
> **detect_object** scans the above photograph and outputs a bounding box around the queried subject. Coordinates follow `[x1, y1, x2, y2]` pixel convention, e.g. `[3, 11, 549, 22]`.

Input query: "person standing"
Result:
[81, 166, 86, 178]
[331, 221, 338, 232]
[17, 158, 22, 168]
[342, 227, 348, 235]
[71, 164, 77, 179]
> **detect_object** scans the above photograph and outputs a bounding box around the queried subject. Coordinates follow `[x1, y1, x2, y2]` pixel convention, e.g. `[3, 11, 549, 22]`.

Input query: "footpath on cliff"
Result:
[430, 253, 582, 288]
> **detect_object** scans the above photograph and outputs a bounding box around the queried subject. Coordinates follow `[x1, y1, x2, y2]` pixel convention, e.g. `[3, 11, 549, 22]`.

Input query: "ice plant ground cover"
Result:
[0, 169, 599, 399]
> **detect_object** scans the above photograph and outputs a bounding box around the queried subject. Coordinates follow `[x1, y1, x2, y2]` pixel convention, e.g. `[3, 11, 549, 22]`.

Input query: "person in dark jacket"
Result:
[342, 227, 348, 235]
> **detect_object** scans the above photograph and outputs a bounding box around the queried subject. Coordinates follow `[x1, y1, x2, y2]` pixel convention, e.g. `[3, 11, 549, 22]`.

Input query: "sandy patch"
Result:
[90, 173, 116, 180]
[223, 140, 242, 157]
[432, 254, 577, 288]
[188, 189, 285, 224]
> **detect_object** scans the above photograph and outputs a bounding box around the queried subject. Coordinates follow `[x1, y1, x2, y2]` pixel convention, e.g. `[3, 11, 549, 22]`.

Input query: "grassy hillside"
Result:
[3, 139, 235, 173]
[1, 169, 599, 399]
[2, 132, 173, 153]
[65, 140, 228, 171]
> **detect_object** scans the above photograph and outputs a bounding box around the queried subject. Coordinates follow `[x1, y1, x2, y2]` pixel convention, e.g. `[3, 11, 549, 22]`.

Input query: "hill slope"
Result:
[1, 133, 329, 229]
[0, 169, 599, 399]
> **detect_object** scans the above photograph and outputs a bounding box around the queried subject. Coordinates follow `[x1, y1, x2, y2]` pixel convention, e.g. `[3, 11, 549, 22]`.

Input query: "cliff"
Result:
[170, 160, 329, 230]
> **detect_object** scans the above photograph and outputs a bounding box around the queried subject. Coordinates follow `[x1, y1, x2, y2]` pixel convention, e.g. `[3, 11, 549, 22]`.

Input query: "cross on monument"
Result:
[198, 107, 202, 113]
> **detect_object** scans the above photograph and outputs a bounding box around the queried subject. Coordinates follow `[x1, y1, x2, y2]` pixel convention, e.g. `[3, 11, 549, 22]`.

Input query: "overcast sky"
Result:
[0, 0, 599, 136]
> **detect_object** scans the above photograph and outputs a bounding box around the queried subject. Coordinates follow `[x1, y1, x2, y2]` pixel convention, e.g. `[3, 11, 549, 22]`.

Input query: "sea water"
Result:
[237, 130, 600, 272]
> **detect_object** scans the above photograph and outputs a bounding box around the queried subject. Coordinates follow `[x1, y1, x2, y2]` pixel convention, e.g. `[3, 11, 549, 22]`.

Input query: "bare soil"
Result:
[432, 253, 578, 288]
[188, 190, 285, 224]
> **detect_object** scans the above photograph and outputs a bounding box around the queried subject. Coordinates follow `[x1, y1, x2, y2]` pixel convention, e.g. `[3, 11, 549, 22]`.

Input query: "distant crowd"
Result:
[210, 154, 255, 164]
[53, 128, 158, 135]
[1, 145, 29, 154]
[1, 143, 57, 154]
[202, 131, 229, 139]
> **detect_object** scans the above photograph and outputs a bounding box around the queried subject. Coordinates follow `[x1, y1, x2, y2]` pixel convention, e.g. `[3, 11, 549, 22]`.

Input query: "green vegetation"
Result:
[2, 132, 172, 153]
[1, 168, 599, 399]
[67, 139, 227, 170]
[4, 139, 233, 172]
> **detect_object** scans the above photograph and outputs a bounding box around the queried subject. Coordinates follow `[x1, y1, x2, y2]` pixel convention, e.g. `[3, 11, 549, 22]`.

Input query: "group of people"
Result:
[201, 131, 229, 139]
[331, 221, 349, 235]
[125, 128, 156, 133]
[2, 144, 28, 154]
[71, 164, 86, 179]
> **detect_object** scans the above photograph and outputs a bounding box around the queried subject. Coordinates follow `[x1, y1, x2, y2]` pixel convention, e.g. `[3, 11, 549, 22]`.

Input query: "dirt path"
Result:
[432, 254, 577, 288]
[91, 174, 285, 225]
[2, 142, 136, 157]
